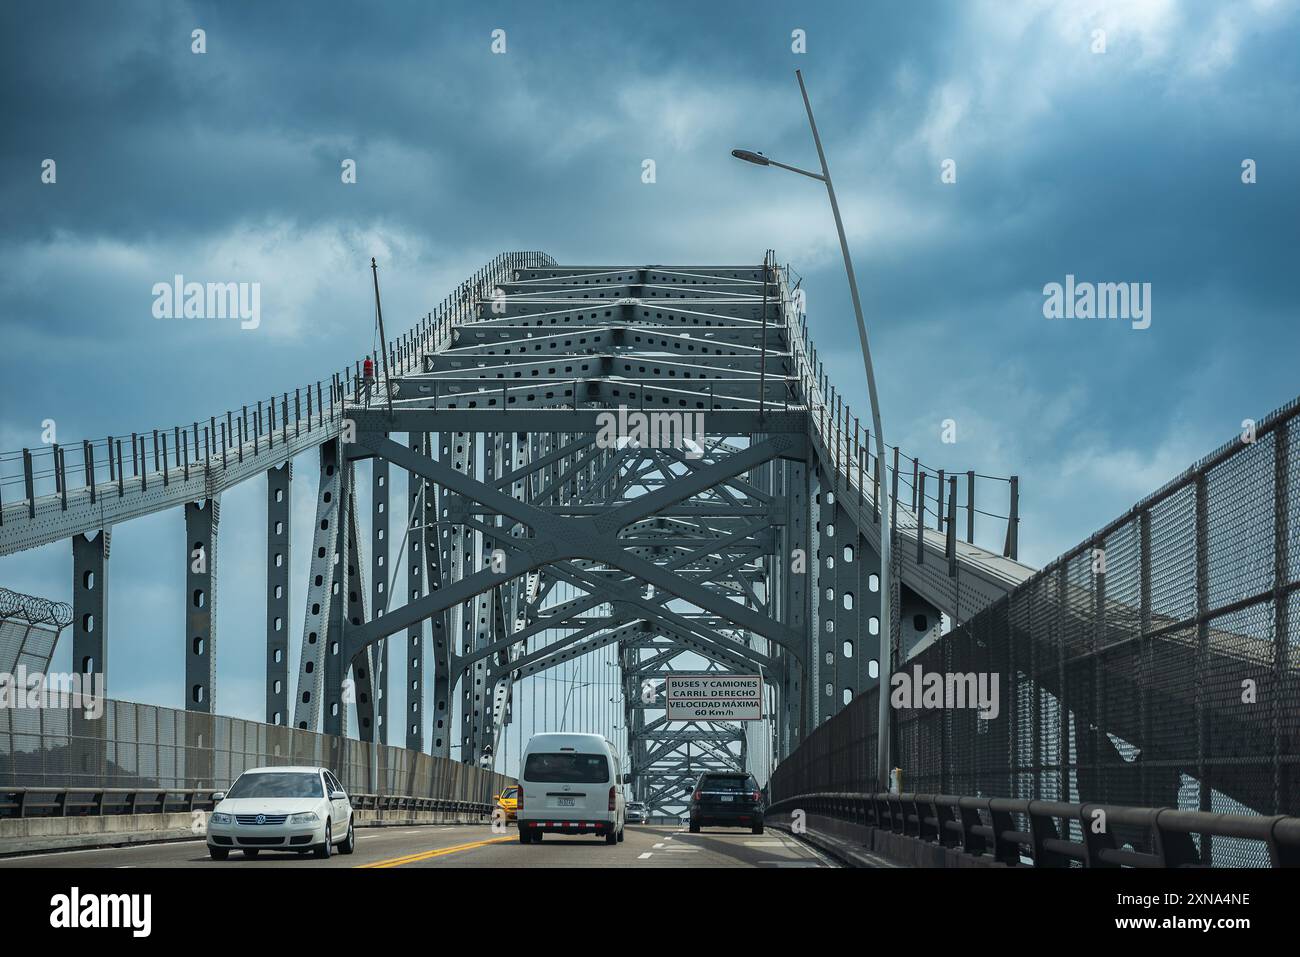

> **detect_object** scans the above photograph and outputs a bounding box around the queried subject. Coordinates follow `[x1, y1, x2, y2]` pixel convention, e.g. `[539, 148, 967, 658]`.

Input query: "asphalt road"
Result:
[0, 823, 833, 869]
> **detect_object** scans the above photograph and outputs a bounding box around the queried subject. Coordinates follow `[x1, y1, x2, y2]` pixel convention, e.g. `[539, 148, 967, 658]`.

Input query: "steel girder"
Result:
[331, 265, 816, 788]
[265, 462, 290, 725]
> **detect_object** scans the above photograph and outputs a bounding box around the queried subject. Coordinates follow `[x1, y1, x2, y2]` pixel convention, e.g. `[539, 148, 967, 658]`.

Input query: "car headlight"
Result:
[287, 812, 320, 824]
[210, 812, 232, 825]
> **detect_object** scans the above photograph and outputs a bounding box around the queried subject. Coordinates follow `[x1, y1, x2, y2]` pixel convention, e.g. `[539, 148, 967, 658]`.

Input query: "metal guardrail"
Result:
[0, 250, 557, 550]
[349, 793, 495, 816]
[0, 787, 497, 820]
[768, 792, 1300, 868]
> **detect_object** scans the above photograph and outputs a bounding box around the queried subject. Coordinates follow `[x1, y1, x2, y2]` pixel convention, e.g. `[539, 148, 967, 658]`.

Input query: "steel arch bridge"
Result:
[0, 251, 1031, 820]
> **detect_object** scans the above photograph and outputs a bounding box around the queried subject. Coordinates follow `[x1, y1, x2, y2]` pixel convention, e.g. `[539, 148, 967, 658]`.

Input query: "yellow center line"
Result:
[357, 834, 514, 869]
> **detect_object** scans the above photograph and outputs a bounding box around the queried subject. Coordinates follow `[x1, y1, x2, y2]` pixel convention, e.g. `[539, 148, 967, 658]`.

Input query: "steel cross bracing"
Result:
[335, 261, 1028, 816]
[0, 253, 1031, 821]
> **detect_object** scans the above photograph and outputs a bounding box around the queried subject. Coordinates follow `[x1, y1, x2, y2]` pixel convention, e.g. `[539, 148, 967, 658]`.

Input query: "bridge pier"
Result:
[71, 530, 109, 683]
[265, 462, 290, 725]
[322, 460, 353, 737]
[405, 431, 428, 752]
[292, 440, 342, 731]
[370, 452, 389, 744]
[184, 498, 219, 712]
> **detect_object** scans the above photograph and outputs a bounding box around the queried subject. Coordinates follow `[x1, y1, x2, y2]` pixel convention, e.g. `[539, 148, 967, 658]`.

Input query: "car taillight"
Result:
[608, 786, 616, 811]
[752, 790, 761, 802]
[516, 790, 523, 811]
[693, 790, 702, 801]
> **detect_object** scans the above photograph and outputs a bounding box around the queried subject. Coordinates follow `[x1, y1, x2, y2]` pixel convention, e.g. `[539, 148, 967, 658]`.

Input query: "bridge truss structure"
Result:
[0, 252, 1029, 820]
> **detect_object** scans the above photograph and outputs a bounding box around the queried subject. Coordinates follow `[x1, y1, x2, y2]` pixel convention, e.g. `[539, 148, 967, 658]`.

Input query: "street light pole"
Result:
[732, 68, 894, 790]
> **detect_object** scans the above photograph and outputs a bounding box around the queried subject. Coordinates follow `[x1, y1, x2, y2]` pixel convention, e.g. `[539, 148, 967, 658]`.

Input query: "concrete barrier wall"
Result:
[765, 811, 1006, 868]
[0, 809, 493, 857]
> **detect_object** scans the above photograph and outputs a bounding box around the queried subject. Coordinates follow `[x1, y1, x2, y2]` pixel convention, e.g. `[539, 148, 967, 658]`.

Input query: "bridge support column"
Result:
[426, 432, 451, 757]
[323, 463, 354, 737]
[266, 462, 290, 725]
[293, 440, 342, 731]
[345, 491, 379, 742]
[405, 431, 427, 751]
[370, 453, 389, 744]
[71, 530, 109, 682]
[781, 457, 810, 752]
[185, 497, 220, 712]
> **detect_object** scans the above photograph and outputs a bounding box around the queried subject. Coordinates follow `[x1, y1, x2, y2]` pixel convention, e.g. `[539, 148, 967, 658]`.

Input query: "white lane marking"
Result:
[743, 841, 787, 847]
[663, 847, 699, 852]
[638, 852, 653, 860]
[653, 843, 665, 849]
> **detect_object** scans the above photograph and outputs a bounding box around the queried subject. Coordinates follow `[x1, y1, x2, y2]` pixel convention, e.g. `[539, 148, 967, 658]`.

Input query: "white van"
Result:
[517, 733, 626, 845]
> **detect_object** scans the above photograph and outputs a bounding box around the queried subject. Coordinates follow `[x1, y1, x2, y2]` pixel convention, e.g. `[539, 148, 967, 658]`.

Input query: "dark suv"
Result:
[688, 772, 764, 834]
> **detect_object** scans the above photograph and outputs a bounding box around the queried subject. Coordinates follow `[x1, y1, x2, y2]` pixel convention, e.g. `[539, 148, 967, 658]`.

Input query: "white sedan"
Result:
[206, 766, 355, 860]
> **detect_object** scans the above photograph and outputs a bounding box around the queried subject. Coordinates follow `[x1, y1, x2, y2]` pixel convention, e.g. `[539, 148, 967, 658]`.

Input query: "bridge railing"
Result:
[774, 257, 1022, 562]
[0, 787, 496, 819]
[767, 791, 1300, 867]
[0, 251, 555, 535]
[0, 699, 513, 812]
[771, 391, 1300, 865]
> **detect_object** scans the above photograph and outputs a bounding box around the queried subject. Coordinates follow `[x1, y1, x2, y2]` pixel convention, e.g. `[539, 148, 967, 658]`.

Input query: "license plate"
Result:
[721, 795, 734, 802]
[558, 797, 575, 807]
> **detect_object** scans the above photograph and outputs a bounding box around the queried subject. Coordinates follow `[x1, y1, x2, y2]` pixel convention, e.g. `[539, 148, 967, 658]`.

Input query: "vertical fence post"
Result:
[946, 476, 957, 577]
[916, 471, 926, 565]
[937, 468, 945, 533]
[966, 470, 975, 543]
[1272, 421, 1290, 817]
[891, 447, 899, 536]
[1194, 470, 1211, 863]
[55, 444, 67, 510]
[1138, 507, 1152, 808]
[1004, 476, 1019, 560]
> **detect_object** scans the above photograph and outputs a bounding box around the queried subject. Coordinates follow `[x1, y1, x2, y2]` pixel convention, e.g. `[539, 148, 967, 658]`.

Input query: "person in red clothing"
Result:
[362, 356, 375, 407]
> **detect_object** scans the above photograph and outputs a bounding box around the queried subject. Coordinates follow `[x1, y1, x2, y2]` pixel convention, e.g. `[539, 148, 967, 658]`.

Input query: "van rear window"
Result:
[524, 752, 610, 783]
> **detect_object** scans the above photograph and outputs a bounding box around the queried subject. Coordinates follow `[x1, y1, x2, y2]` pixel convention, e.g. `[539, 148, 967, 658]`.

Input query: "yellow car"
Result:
[495, 786, 519, 821]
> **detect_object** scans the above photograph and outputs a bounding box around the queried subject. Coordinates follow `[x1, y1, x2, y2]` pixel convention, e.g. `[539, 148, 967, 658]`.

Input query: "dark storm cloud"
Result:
[0, 0, 1297, 716]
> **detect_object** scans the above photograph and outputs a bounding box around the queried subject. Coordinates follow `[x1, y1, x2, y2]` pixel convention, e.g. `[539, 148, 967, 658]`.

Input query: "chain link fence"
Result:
[0, 699, 512, 806]
[772, 395, 1300, 867]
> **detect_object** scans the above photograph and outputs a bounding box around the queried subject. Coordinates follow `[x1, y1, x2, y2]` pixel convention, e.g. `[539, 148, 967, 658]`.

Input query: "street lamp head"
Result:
[730, 148, 770, 167]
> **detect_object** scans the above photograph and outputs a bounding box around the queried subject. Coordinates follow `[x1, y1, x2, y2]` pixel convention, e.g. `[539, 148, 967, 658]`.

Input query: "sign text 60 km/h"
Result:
[664, 674, 763, 721]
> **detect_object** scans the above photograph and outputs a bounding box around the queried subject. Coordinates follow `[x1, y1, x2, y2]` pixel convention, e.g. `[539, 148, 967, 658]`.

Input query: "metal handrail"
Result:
[0, 252, 556, 532]
[767, 791, 1300, 868]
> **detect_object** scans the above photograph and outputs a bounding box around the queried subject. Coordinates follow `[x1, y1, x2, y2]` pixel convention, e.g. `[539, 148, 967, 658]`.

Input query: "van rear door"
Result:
[522, 750, 612, 819]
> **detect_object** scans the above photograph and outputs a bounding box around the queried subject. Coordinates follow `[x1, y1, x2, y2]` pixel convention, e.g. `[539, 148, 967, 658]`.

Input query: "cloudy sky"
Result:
[1, 1, 1297, 749]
